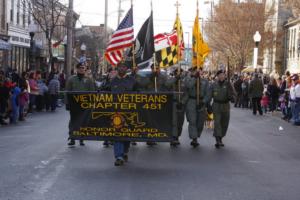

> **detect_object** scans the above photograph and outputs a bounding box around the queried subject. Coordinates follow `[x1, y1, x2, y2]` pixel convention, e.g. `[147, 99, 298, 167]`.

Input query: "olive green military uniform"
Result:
[210, 80, 235, 138]
[65, 75, 95, 139]
[134, 73, 151, 92]
[65, 75, 95, 93]
[135, 72, 170, 145]
[184, 74, 210, 140]
[137, 73, 169, 92]
[167, 73, 188, 139]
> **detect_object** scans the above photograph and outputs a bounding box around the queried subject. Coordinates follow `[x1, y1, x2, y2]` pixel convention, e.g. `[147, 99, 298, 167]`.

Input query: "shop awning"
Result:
[0, 39, 11, 50]
[241, 65, 262, 73]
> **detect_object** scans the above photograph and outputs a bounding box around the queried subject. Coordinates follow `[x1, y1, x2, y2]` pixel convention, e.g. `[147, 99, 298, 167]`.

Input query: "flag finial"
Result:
[175, 0, 181, 15]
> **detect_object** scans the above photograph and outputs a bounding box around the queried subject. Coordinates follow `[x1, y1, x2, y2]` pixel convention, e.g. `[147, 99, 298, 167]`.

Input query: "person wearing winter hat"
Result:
[290, 74, 300, 125]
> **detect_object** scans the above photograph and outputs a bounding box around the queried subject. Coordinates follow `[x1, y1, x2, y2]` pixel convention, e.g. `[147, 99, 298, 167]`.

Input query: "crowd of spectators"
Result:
[232, 70, 300, 126]
[0, 68, 63, 126]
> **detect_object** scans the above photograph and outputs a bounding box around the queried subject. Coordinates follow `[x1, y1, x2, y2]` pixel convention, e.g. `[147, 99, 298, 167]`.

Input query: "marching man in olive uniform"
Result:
[168, 68, 188, 146]
[209, 69, 236, 148]
[137, 65, 169, 146]
[65, 62, 95, 146]
[184, 67, 210, 147]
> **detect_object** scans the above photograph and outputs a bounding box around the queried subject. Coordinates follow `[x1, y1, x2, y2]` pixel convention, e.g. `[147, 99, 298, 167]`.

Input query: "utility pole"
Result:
[227, 55, 230, 80]
[66, 0, 73, 78]
[118, 0, 122, 25]
[102, 0, 108, 75]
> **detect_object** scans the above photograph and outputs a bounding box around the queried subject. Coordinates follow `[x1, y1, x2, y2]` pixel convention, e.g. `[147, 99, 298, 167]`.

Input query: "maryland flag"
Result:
[173, 14, 184, 60]
[155, 15, 184, 68]
[155, 44, 179, 68]
[192, 7, 210, 68]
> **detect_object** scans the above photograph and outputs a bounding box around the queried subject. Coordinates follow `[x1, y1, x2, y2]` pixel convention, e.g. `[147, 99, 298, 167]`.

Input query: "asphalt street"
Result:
[1, 107, 300, 200]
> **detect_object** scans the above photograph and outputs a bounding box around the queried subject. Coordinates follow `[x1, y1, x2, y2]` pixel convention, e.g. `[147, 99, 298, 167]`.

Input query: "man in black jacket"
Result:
[107, 63, 136, 166]
[234, 75, 243, 107]
[249, 73, 264, 115]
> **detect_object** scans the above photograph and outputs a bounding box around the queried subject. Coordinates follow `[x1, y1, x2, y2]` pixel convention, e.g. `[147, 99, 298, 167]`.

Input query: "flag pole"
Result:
[175, 0, 182, 103]
[131, 0, 136, 71]
[196, 0, 199, 69]
[196, 0, 200, 107]
[150, 1, 157, 92]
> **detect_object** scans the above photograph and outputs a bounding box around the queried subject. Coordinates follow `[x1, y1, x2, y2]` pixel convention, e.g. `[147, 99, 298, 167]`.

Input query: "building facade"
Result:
[285, 18, 300, 74]
[6, 0, 32, 73]
[263, 0, 293, 75]
[0, 0, 11, 71]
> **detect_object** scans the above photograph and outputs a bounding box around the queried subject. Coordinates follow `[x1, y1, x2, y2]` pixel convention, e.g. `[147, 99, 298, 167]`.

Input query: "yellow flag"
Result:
[192, 9, 210, 68]
[173, 14, 184, 61]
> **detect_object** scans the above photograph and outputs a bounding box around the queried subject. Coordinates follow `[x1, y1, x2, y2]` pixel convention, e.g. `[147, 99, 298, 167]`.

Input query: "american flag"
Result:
[105, 7, 134, 66]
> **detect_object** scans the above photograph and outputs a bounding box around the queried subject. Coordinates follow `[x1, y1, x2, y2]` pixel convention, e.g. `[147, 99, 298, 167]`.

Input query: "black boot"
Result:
[68, 139, 75, 146]
[79, 140, 85, 146]
[103, 141, 109, 147]
[146, 141, 157, 146]
[215, 137, 221, 149]
[219, 137, 225, 147]
[190, 139, 199, 148]
[114, 158, 124, 166]
[0, 119, 7, 125]
[170, 137, 180, 147]
[131, 142, 137, 146]
[123, 154, 128, 162]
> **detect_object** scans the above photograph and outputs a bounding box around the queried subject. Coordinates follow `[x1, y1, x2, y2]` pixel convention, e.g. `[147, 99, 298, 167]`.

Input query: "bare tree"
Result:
[205, 0, 272, 72]
[284, 0, 300, 16]
[21, 0, 67, 70]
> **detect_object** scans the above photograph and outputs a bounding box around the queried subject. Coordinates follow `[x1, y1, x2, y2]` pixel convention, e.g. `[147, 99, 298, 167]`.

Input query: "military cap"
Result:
[216, 69, 225, 76]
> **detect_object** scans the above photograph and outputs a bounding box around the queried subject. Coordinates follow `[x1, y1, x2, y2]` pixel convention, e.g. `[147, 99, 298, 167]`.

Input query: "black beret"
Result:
[216, 69, 225, 76]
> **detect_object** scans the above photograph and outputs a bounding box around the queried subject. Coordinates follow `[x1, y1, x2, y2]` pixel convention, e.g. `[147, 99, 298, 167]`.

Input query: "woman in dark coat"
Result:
[267, 78, 280, 113]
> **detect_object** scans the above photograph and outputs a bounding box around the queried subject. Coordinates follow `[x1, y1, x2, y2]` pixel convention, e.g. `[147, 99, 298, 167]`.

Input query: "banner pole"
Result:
[178, 69, 181, 103]
[155, 77, 157, 92]
[153, 53, 157, 92]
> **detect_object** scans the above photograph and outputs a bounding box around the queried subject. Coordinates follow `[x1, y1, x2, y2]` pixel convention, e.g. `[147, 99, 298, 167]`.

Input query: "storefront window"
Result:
[20, 47, 24, 72]
[16, 46, 20, 71]
[11, 46, 16, 70]
[0, 51, 4, 70]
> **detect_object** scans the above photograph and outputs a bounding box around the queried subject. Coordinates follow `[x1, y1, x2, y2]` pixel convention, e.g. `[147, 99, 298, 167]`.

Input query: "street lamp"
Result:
[80, 43, 87, 52]
[28, 23, 38, 70]
[80, 43, 87, 64]
[253, 31, 261, 69]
